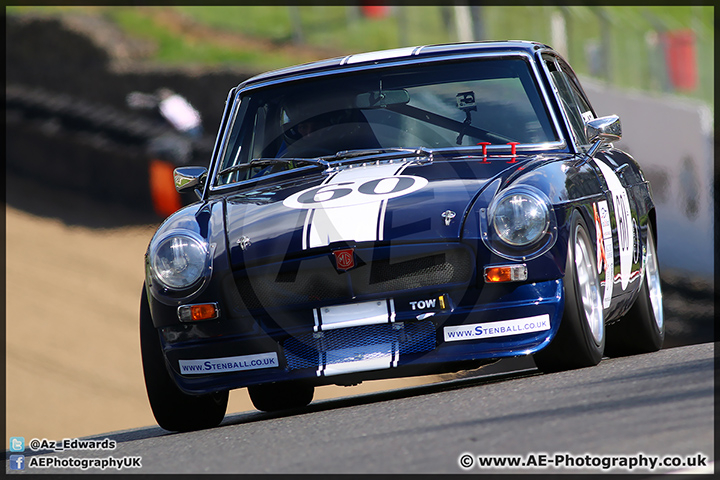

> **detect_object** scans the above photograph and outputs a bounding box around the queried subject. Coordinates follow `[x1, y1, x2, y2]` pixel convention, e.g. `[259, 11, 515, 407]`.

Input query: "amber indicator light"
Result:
[192, 304, 217, 321]
[484, 264, 528, 283]
[178, 303, 220, 322]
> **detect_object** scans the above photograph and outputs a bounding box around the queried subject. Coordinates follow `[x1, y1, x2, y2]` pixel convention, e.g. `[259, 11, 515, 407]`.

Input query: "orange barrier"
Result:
[149, 158, 182, 218]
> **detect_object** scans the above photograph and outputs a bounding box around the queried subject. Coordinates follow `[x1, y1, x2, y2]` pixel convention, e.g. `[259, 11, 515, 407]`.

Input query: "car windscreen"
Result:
[215, 57, 559, 186]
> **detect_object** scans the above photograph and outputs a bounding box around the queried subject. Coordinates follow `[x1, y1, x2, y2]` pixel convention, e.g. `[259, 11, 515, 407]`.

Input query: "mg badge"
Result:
[333, 248, 355, 271]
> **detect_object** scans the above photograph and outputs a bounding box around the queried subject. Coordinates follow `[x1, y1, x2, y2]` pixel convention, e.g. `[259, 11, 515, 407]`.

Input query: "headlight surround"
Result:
[149, 231, 211, 291]
[481, 185, 557, 261]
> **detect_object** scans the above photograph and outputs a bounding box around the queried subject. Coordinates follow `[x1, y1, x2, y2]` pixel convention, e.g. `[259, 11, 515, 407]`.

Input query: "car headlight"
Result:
[481, 185, 557, 261]
[150, 231, 211, 290]
[491, 192, 549, 246]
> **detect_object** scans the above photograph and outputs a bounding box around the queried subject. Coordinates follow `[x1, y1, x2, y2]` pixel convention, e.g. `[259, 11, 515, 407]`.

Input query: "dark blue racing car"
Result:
[140, 41, 664, 432]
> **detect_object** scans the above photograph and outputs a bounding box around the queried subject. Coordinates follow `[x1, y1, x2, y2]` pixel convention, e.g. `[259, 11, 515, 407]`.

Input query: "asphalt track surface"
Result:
[8, 342, 714, 475]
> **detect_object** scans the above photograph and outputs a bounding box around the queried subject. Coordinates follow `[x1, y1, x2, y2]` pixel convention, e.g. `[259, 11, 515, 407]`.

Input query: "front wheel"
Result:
[534, 210, 605, 373]
[140, 284, 228, 432]
[605, 222, 664, 356]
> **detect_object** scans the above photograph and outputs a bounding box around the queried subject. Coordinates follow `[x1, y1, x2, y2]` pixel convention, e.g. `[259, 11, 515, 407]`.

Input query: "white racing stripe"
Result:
[305, 163, 407, 249]
[313, 299, 400, 376]
[282, 161, 426, 250]
[321, 343, 394, 376]
[307, 197, 385, 248]
[313, 298, 395, 332]
[342, 46, 424, 65]
[314, 299, 396, 332]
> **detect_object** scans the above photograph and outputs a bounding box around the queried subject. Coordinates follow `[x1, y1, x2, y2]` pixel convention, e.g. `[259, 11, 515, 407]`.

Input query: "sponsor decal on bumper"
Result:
[443, 314, 550, 342]
[178, 352, 279, 375]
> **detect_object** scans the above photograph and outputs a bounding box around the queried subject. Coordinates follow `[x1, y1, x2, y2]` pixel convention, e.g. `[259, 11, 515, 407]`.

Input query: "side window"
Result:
[559, 59, 595, 126]
[543, 55, 590, 146]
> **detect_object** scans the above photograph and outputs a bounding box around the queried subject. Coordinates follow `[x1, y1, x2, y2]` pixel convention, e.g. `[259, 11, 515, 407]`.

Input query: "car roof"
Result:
[240, 40, 552, 88]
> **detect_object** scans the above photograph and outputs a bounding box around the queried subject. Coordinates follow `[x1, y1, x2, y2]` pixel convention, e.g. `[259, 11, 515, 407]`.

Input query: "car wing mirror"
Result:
[586, 115, 621, 157]
[174, 166, 207, 199]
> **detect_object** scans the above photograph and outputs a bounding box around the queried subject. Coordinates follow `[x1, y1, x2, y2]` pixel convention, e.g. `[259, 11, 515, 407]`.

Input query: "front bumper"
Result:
[159, 278, 564, 395]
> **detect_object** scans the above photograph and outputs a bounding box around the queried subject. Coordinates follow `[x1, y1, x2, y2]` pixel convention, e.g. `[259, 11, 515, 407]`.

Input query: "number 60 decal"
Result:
[283, 175, 428, 209]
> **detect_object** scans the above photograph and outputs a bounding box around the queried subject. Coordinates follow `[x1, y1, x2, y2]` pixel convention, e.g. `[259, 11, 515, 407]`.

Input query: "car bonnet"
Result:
[223, 157, 506, 267]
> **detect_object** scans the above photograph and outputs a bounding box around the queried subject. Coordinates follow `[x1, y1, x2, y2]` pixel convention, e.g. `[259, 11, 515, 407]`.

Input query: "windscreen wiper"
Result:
[217, 157, 329, 177]
[319, 147, 434, 162]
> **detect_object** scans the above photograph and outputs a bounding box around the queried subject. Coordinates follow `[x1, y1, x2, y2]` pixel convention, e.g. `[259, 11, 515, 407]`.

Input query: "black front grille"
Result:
[236, 269, 349, 310]
[355, 250, 470, 294]
[283, 320, 436, 371]
[234, 245, 472, 310]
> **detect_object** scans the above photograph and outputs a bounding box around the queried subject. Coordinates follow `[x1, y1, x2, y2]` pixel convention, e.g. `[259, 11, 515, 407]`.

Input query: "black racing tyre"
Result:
[534, 210, 605, 373]
[140, 284, 228, 432]
[248, 381, 315, 412]
[605, 223, 664, 356]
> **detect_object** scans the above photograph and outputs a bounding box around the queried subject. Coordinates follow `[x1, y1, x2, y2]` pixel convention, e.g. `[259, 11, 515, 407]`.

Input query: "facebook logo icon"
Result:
[9, 455, 25, 470]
